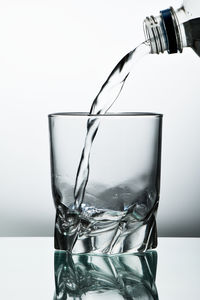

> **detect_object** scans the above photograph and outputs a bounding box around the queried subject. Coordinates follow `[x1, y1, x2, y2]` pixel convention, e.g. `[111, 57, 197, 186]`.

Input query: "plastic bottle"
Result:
[144, 0, 200, 56]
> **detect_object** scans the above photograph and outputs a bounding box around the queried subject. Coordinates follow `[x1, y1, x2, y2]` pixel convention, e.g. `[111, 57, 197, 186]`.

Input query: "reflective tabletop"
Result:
[0, 238, 199, 299]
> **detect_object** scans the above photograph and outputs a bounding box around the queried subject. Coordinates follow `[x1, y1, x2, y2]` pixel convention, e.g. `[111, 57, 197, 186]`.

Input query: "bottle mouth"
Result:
[144, 15, 167, 54]
[144, 7, 183, 54]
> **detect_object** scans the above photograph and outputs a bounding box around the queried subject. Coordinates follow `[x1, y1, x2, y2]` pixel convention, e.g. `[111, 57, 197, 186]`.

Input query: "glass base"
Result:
[54, 202, 158, 254]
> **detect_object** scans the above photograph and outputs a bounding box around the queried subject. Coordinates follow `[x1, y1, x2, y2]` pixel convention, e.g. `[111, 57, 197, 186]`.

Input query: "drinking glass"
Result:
[49, 112, 162, 254]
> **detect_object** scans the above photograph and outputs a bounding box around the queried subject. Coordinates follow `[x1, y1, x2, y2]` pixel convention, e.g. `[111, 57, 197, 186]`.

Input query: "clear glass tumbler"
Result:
[48, 112, 162, 254]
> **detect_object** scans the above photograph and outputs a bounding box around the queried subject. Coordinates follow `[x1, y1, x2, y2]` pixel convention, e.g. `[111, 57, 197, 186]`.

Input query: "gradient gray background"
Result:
[0, 0, 199, 237]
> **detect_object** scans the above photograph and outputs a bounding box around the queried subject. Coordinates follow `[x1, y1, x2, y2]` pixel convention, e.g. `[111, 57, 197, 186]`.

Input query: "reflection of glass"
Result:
[54, 251, 158, 299]
[49, 113, 162, 253]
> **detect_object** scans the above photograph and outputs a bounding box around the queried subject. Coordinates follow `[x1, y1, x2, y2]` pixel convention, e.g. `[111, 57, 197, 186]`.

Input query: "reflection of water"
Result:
[54, 251, 158, 299]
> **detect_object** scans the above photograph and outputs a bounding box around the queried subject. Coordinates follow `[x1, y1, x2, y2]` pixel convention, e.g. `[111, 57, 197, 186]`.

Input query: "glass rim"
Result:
[48, 112, 163, 118]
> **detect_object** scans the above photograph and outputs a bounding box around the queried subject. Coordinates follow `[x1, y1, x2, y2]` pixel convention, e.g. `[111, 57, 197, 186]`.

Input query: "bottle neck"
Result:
[144, 7, 186, 54]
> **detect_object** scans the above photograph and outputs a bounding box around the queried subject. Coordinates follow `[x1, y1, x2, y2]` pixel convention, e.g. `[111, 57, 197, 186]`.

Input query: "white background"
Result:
[0, 0, 199, 237]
